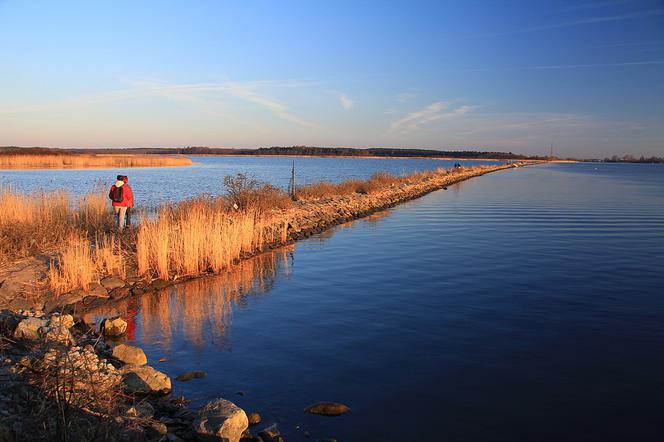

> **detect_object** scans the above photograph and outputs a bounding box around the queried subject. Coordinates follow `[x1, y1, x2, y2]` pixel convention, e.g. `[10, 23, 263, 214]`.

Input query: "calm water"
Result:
[86, 163, 663, 441]
[1, 156, 502, 209]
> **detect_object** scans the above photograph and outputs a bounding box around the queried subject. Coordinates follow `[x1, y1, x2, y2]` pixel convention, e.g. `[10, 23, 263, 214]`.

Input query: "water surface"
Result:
[1, 155, 502, 209]
[89, 163, 663, 441]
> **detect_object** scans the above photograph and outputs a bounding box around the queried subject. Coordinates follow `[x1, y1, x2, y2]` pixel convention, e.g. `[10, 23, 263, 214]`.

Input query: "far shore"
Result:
[0, 153, 194, 169]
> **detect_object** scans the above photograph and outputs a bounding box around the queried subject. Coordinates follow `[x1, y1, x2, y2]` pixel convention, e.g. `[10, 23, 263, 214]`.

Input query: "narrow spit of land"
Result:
[1, 162, 528, 313]
[0, 162, 530, 441]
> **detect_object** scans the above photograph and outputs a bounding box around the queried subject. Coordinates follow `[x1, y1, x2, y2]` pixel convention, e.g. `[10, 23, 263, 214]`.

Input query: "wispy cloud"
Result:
[388, 102, 472, 134]
[396, 92, 415, 103]
[4, 79, 315, 127]
[339, 93, 354, 110]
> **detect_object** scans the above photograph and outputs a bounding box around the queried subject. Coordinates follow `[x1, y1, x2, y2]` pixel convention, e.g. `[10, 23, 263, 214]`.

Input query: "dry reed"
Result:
[0, 186, 115, 266]
[136, 196, 290, 279]
[0, 153, 192, 169]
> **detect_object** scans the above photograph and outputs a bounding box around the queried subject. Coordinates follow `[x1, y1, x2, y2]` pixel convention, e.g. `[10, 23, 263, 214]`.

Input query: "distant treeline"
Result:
[250, 146, 538, 159]
[2, 145, 543, 159]
[600, 154, 664, 164]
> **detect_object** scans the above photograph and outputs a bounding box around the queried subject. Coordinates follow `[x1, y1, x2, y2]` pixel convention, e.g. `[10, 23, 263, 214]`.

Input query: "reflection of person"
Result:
[108, 174, 134, 230]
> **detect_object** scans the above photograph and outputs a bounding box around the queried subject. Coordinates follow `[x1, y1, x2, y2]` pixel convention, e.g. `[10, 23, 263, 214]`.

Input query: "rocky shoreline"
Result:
[0, 162, 528, 441]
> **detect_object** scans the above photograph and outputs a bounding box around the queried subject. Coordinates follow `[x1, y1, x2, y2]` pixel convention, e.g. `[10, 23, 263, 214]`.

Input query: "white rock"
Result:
[101, 317, 127, 337]
[121, 365, 171, 395]
[112, 344, 147, 365]
[193, 399, 248, 442]
[13, 317, 47, 340]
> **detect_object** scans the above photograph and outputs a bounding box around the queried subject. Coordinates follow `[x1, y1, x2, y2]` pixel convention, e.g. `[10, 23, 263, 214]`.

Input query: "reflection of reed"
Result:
[87, 246, 293, 351]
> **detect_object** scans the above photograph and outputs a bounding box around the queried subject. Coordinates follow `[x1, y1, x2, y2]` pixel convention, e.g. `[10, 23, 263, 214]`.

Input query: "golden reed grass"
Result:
[0, 186, 125, 293]
[0, 186, 114, 265]
[136, 196, 290, 279]
[48, 232, 126, 295]
[0, 153, 192, 169]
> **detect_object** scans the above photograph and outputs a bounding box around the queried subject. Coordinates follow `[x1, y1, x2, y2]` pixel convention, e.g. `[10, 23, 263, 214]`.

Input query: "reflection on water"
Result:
[87, 246, 293, 349]
[86, 163, 664, 442]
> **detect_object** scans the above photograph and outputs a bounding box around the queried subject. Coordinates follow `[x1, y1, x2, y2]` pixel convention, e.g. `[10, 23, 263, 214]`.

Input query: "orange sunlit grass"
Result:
[0, 153, 193, 169]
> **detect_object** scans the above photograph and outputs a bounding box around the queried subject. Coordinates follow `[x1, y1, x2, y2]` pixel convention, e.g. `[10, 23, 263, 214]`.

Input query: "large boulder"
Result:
[101, 317, 127, 337]
[100, 276, 125, 290]
[13, 317, 47, 340]
[112, 344, 147, 365]
[121, 365, 171, 395]
[193, 399, 248, 442]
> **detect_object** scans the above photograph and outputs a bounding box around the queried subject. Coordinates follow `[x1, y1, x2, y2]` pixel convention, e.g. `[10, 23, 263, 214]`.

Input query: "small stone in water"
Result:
[175, 370, 206, 381]
[247, 412, 261, 425]
[304, 402, 350, 416]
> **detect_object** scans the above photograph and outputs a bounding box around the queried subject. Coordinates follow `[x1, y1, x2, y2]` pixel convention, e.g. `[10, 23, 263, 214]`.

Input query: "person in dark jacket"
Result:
[108, 175, 134, 230]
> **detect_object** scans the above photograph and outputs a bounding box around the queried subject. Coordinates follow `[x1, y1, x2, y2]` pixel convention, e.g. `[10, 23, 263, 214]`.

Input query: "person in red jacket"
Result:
[108, 174, 134, 230]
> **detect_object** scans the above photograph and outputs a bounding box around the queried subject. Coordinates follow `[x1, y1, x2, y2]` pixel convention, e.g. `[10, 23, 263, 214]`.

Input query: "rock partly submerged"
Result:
[121, 365, 172, 395]
[304, 401, 350, 416]
[175, 370, 207, 382]
[112, 343, 148, 365]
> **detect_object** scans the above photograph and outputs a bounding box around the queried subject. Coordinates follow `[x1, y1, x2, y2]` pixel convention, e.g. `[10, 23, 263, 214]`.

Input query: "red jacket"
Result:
[109, 183, 134, 207]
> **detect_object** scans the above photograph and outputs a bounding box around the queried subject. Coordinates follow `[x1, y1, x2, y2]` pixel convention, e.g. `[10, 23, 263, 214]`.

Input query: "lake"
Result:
[79, 162, 664, 441]
[1, 155, 504, 209]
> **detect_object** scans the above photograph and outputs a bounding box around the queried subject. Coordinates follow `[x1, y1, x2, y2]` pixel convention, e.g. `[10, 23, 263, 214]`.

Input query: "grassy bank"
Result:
[0, 153, 193, 169]
[0, 163, 523, 301]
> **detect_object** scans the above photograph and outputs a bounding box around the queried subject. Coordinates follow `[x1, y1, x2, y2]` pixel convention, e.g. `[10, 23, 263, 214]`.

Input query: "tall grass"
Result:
[0, 153, 193, 169]
[297, 170, 417, 199]
[48, 232, 126, 294]
[136, 196, 290, 279]
[0, 186, 114, 266]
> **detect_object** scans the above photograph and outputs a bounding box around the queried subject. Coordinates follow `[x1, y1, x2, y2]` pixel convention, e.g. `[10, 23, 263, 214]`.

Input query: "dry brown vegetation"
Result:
[0, 153, 193, 169]
[297, 169, 440, 199]
[2, 165, 505, 295]
[136, 196, 289, 280]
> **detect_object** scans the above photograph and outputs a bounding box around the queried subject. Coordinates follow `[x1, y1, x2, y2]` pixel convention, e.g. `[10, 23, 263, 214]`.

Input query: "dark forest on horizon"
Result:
[2, 145, 663, 163]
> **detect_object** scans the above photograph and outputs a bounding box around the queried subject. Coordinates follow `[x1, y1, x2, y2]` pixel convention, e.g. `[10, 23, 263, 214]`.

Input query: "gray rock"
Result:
[109, 286, 130, 300]
[100, 276, 125, 290]
[258, 424, 282, 442]
[87, 282, 109, 298]
[127, 400, 155, 418]
[193, 398, 248, 442]
[13, 317, 47, 340]
[45, 289, 85, 311]
[101, 317, 127, 336]
[112, 344, 147, 365]
[121, 365, 171, 395]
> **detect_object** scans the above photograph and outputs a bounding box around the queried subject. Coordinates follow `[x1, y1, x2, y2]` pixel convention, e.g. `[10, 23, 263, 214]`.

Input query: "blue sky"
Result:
[1, 0, 662, 158]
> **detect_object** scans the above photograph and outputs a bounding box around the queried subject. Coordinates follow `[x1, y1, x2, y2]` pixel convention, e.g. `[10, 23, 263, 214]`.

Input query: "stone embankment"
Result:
[0, 163, 521, 315]
[284, 163, 517, 240]
[0, 309, 286, 441]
